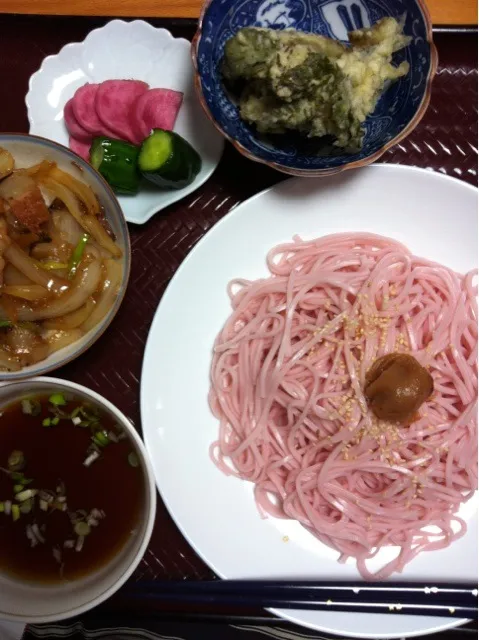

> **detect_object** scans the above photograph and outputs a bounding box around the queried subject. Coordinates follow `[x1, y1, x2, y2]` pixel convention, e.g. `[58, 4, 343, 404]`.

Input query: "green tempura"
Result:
[222, 18, 411, 151]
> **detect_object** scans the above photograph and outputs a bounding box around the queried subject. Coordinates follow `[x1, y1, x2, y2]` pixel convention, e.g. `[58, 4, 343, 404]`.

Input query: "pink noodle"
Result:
[209, 233, 478, 580]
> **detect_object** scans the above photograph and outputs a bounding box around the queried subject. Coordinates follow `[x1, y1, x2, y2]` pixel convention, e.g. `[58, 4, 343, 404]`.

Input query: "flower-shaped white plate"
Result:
[26, 19, 224, 224]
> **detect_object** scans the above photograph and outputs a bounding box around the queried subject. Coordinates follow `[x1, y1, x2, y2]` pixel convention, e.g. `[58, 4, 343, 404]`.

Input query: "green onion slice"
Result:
[49, 393, 67, 407]
[8, 450, 25, 472]
[68, 234, 89, 279]
[15, 489, 37, 502]
[20, 498, 33, 514]
[21, 398, 41, 416]
[74, 521, 91, 537]
[128, 452, 139, 468]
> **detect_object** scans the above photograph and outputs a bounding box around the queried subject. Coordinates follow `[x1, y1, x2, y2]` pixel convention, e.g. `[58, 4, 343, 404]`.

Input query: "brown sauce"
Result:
[0, 393, 144, 583]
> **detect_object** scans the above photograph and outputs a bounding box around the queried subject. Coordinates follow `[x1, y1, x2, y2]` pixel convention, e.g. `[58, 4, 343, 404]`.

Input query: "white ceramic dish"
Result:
[0, 133, 130, 382]
[141, 164, 478, 639]
[26, 19, 224, 225]
[0, 377, 156, 623]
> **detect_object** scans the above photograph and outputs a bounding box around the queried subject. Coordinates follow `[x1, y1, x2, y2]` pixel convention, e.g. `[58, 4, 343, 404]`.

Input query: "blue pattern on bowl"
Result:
[194, 0, 435, 174]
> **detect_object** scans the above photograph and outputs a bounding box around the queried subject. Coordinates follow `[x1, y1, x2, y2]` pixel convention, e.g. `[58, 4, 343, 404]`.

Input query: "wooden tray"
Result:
[0, 0, 476, 24]
[0, 13, 477, 638]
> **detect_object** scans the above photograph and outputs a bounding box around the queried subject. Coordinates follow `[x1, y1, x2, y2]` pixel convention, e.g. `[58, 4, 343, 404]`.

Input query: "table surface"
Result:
[0, 11, 477, 639]
[0, 0, 477, 24]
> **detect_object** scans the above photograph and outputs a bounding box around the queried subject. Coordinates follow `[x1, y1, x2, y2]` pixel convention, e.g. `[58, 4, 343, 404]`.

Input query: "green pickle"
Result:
[138, 129, 202, 190]
[90, 137, 140, 195]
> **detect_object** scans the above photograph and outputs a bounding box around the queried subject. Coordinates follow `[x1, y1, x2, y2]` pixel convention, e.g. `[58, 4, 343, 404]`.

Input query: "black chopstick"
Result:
[131, 580, 477, 619]
[129, 580, 478, 619]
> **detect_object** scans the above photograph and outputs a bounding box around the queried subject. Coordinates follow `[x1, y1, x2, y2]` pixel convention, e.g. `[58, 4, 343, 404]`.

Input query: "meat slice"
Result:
[9, 186, 50, 233]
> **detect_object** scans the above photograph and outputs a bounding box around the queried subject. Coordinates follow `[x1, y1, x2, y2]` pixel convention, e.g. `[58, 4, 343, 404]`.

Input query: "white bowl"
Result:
[0, 377, 156, 623]
[26, 19, 224, 225]
[0, 133, 130, 382]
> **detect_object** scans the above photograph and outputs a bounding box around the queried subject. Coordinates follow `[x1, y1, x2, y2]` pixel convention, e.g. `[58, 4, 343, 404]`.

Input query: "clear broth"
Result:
[0, 393, 144, 583]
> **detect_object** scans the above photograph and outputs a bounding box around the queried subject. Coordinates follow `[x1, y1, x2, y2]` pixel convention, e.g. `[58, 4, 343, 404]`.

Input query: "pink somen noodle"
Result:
[209, 233, 478, 580]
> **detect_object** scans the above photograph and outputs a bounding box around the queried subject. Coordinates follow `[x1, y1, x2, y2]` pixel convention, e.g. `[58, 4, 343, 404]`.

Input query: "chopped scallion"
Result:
[15, 489, 37, 502]
[11, 504, 20, 521]
[8, 450, 25, 472]
[74, 521, 91, 536]
[72, 416, 82, 426]
[71, 406, 81, 419]
[75, 535, 85, 552]
[4, 500, 12, 516]
[0, 320, 12, 328]
[128, 452, 139, 468]
[21, 398, 41, 416]
[31, 523, 46, 544]
[20, 498, 34, 514]
[79, 405, 100, 425]
[83, 451, 100, 467]
[68, 233, 89, 279]
[92, 431, 109, 447]
[49, 393, 67, 407]
[20, 499, 33, 514]
[63, 539, 75, 549]
[51, 416, 60, 426]
[0, 502, 4, 513]
[21, 399, 32, 415]
[42, 418, 52, 427]
[13, 484, 24, 494]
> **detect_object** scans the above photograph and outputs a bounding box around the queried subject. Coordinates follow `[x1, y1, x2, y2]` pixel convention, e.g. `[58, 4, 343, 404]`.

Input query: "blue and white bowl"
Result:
[192, 0, 437, 177]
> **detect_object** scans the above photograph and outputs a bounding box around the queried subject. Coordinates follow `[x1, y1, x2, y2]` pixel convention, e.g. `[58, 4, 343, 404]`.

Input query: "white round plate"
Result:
[26, 19, 224, 224]
[141, 165, 478, 639]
